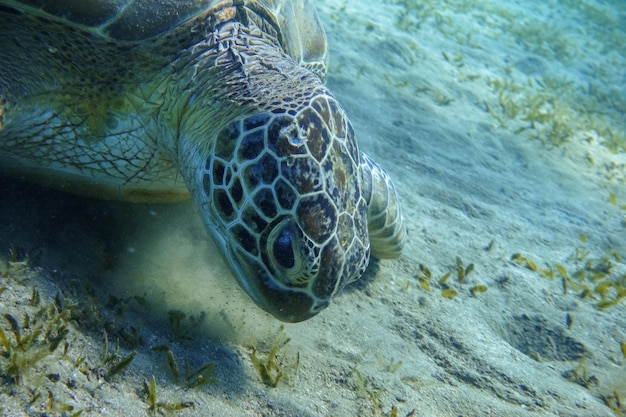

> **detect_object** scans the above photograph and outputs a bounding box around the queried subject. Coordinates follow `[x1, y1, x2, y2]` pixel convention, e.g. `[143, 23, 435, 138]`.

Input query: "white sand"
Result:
[1, 0, 625, 416]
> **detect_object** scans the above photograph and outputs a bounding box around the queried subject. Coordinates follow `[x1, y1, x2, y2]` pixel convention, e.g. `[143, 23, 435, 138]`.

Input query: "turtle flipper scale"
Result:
[361, 152, 406, 260]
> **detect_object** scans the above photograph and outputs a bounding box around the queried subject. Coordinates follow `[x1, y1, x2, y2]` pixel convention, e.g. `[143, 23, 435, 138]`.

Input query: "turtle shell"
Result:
[0, 0, 329, 201]
[2, 0, 327, 73]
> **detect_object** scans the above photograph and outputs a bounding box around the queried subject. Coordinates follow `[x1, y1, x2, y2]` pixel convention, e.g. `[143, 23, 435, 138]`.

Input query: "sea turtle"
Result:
[0, 0, 405, 322]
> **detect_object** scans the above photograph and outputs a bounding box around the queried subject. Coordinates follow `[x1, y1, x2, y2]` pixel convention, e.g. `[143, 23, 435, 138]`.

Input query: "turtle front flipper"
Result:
[361, 153, 406, 259]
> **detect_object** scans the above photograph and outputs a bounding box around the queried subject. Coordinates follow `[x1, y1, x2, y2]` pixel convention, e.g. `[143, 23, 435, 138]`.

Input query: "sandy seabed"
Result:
[1, 0, 625, 416]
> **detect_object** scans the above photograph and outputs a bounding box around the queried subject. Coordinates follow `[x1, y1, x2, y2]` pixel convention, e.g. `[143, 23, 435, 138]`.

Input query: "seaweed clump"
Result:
[249, 326, 299, 387]
[0, 291, 70, 385]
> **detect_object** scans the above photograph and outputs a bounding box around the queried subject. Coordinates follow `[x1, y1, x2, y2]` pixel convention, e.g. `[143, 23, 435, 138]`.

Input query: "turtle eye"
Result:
[267, 219, 307, 285]
[273, 230, 295, 269]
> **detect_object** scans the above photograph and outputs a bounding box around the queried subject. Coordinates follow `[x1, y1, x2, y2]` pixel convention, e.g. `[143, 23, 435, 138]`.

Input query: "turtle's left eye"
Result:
[267, 219, 307, 285]
[273, 230, 295, 269]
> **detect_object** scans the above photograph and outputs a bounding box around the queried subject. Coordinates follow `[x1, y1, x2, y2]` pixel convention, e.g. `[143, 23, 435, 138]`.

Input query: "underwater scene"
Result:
[0, 0, 625, 415]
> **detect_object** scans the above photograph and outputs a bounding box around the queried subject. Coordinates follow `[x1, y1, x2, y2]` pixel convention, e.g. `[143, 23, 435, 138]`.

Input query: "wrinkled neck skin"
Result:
[159, 19, 371, 322]
[163, 20, 321, 172]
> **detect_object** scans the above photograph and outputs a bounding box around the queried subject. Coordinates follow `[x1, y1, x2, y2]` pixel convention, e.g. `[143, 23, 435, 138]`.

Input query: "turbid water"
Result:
[1, 0, 625, 416]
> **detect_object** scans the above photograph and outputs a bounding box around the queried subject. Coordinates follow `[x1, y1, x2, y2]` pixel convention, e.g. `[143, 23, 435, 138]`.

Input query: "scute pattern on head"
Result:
[201, 90, 370, 321]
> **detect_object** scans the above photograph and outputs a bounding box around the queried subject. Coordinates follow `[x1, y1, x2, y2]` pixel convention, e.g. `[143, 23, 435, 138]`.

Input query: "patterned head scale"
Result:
[201, 92, 370, 322]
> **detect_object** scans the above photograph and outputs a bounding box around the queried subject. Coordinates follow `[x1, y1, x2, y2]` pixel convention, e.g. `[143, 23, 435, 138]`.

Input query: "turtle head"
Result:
[198, 94, 370, 322]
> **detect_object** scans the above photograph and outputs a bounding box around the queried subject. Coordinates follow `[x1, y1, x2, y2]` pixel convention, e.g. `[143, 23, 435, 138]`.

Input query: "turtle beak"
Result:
[229, 247, 328, 322]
